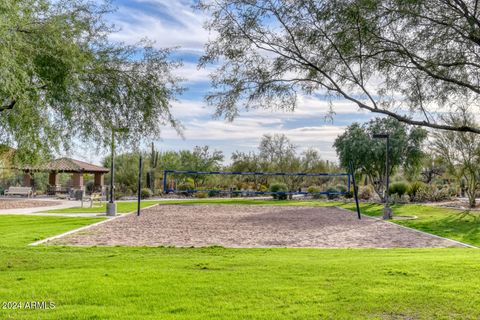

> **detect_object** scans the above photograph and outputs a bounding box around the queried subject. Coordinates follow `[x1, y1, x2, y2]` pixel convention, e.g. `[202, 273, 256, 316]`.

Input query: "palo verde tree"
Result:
[198, 0, 480, 133]
[0, 0, 182, 163]
[334, 117, 427, 202]
[433, 112, 480, 208]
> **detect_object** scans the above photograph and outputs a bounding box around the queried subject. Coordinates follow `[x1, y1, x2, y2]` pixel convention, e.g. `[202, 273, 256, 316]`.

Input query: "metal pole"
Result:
[109, 129, 115, 204]
[349, 161, 361, 220]
[137, 155, 142, 216]
[385, 136, 390, 207]
[383, 135, 392, 220]
[163, 170, 168, 193]
[106, 129, 117, 216]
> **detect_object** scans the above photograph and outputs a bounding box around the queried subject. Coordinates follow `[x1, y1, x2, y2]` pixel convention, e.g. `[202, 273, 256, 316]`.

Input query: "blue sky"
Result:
[76, 0, 377, 165]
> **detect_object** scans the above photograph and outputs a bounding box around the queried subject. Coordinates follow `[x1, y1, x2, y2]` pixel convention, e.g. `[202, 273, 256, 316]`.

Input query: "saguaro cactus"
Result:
[146, 142, 159, 194]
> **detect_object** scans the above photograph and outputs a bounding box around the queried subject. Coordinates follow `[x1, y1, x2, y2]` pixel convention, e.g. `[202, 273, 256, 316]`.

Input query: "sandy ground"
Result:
[52, 205, 466, 248]
[0, 199, 61, 210]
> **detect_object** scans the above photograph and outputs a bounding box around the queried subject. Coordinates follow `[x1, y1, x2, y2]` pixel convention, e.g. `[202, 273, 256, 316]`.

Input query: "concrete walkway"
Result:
[0, 199, 106, 217]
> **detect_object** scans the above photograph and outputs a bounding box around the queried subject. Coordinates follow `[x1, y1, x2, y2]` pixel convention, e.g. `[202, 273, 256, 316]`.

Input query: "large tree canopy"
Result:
[0, 0, 182, 162]
[199, 0, 480, 133]
[334, 117, 427, 201]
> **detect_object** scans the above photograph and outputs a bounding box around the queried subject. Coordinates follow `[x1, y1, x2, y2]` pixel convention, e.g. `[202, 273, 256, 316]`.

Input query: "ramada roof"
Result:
[22, 157, 109, 173]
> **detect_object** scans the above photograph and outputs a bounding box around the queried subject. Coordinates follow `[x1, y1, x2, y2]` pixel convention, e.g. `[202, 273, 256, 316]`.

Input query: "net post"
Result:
[349, 161, 361, 220]
[163, 170, 168, 194]
[137, 155, 143, 217]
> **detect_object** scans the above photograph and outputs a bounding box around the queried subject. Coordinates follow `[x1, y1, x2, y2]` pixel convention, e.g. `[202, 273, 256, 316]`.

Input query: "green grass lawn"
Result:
[0, 215, 103, 247]
[0, 208, 479, 318]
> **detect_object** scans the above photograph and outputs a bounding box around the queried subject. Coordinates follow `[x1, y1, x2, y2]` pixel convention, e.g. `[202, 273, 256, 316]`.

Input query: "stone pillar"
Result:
[23, 172, 33, 187]
[94, 173, 104, 191]
[72, 173, 84, 189]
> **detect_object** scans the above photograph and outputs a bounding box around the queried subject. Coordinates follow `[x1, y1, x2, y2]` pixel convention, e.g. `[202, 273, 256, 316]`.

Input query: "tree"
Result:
[0, 0, 182, 163]
[103, 153, 142, 195]
[199, 0, 480, 133]
[146, 143, 160, 194]
[334, 117, 427, 202]
[258, 134, 296, 170]
[178, 146, 224, 187]
[433, 113, 480, 208]
[230, 151, 267, 189]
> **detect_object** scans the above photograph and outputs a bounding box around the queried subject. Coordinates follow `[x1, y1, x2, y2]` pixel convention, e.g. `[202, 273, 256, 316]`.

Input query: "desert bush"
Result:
[208, 189, 220, 197]
[269, 182, 288, 200]
[177, 178, 195, 191]
[307, 185, 323, 199]
[258, 184, 268, 192]
[412, 183, 451, 202]
[195, 192, 208, 198]
[407, 181, 426, 201]
[326, 187, 339, 200]
[358, 185, 374, 200]
[140, 188, 153, 199]
[389, 181, 409, 197]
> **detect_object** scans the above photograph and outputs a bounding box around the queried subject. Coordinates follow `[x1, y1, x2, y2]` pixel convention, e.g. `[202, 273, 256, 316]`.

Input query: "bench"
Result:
[81, 192, 103, 208]
[4, 187, 33, 197]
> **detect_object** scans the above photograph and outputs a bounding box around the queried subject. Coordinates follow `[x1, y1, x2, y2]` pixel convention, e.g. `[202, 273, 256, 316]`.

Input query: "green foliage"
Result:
[199, 0, 480, 136]
[326, 187, 339, 200]
[334, 117, 427, 201]
[177, 178, 195, 191]
[307, 185, 323, 199]
[194, 192, 208, 198]
[208, 189, 220, 197]
[433, 112, 480, 208]
[0, 0, 182, 162]
[140, 188, 153, 199]
[269, 182, 288, 200]
[389, 181, 409, 197]
[407, 181, 426, 201]
[409, 183, 451, 203]
[103, 153, 141, 195]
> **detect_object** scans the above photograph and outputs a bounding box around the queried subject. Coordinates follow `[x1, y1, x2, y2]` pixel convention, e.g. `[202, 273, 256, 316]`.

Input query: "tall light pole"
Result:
[373, 133, 392, 220]
[106, 126, 129, 216]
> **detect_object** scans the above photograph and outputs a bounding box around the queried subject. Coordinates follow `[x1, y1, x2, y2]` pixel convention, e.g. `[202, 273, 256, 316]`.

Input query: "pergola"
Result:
[20, 157, 109, 194]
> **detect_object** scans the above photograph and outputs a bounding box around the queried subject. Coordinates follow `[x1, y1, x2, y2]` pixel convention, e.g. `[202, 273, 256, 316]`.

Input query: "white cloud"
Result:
[176, 62, 213, 83]
[109, 0, 210, 52]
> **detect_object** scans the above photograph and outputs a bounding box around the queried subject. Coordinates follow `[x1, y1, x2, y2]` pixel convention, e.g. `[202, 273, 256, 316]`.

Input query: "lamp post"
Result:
[106, 126, 129, 216]
[373, 133, 392, 220]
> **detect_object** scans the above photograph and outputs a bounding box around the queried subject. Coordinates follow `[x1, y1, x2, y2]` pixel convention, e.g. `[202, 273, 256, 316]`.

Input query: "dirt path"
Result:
[53, 204, 465, 248]
[0, 199, 61, 210]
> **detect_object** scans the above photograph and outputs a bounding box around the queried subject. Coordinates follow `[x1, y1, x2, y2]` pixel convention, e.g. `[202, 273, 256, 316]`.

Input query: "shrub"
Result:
[269, 182, 288, 200]
[407, 181, 426, 201]
[359, 185, 373, 200]
[307, 185, 323, 199]
[208, 189, 220, 197]
[195, 192, 208, 198]
[389, 181, 409, 197]
[411, 183, 451, 202]
[140, 188, 153, 199]
[177, 179, 195, 192]
[85, 181, 94, 194]
[258, 184, 268, 192]
[326, 187, 339, 200]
